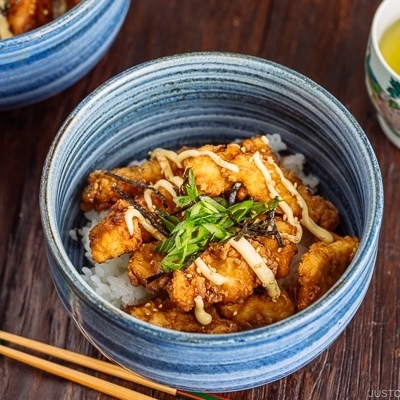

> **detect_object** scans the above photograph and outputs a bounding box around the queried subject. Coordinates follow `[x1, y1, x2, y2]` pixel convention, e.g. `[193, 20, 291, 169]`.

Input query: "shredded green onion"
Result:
[155, 169, 280, 272]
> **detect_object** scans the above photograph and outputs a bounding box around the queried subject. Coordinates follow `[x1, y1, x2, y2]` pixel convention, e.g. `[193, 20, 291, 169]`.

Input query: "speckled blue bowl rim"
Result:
[41, 52, 384, 348]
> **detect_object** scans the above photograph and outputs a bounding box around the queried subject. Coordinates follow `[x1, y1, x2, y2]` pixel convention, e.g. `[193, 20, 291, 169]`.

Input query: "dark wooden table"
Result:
[0, 1, 397, 399]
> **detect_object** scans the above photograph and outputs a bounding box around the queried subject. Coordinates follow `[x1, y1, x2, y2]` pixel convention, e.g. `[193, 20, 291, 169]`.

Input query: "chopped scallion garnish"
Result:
[154, 169, 281, 272]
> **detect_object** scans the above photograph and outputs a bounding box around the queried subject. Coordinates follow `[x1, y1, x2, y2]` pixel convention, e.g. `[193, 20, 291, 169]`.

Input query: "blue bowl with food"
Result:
[0, 0, 130, 110]
[40, 52, 383, 392]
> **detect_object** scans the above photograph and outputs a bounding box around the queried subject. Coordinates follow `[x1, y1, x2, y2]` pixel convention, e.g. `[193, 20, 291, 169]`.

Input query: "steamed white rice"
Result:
[78, 211, 149, 308]
[75, 134, 319, 308]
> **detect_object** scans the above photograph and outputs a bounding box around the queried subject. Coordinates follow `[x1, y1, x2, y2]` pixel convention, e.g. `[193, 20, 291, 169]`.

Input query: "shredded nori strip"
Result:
[145, 270, 172, 284]
[230, 204, 283, 246]
[105, 171, 168, 208]
[111, 184, 170, 237]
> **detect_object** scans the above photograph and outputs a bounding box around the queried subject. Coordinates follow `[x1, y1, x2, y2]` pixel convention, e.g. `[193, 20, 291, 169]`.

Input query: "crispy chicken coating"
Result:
[181, 143, 242, 196]
[87, 184, 176, 264]
[88, 199, 144, 264]
[127, 242, 170, 294]
[126, 298, 239, 334]
[5, 0, 81, 36]
[182, 136, 339, 232]
[128, 236, 293, 314]
[164, 232, 296, 312]
[81, 159, 175, 212]
[240, 135, 280, 156]
[218, 290, 296, 329]
[7, 0, 53, 35]
[165, 242, 260, 312]
[255, 226, 298, 279]
[291, 172, 339, 231]
[296, 235, 359, 311]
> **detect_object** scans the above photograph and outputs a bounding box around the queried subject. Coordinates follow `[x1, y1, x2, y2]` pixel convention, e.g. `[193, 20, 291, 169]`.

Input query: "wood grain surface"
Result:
[1, 1, 397, 399]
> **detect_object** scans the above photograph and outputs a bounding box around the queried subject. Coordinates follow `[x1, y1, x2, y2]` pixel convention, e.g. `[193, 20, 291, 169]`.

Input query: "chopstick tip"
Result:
[177, 390, 230, 400]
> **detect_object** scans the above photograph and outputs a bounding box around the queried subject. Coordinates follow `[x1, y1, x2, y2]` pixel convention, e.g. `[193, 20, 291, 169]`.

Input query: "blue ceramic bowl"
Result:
[40, 52, 383, 392]
[0, 0, 130, 110]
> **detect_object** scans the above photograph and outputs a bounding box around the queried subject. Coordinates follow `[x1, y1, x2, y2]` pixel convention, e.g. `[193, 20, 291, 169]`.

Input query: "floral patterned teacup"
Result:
[365, 0, 400, 148]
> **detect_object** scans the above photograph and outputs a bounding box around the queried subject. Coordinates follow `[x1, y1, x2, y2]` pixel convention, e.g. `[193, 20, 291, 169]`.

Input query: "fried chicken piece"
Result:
[228, 147, 284, 202]
[181, 143, 242, 196]
[125, 298, 239, 334]
[166, 265, 208, 312]
[87, 176, 180, 262]
[127, 242, 170, 294]
[184, 137, 294, 211]
[296, 235, 359, 311]
[88, 189, 176, 265]
[229, 145, 335, 230]
[165, 239, 279, 312]
[287, 171, 339, 231]
[81, 159, 172, 212]
[218, 290, 295, 329]
[166, 243, 260, 311]
[89, 199, 147, 264]
[7, 0, 53, 36]
[182, 136, 339, 234]
[256, 219, 298, 279]
[240, 135, 280, 158]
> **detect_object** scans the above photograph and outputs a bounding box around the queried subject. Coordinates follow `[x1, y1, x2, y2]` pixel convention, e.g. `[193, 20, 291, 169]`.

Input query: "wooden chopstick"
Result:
[0, 330, 228, 400]
[0, 330, 175, 395]
[0, 342, 155, 400]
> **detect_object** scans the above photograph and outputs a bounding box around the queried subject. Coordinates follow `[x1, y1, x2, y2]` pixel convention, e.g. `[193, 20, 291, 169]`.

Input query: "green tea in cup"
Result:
[379, 18, 400, 75]
[365, 0, 400, 148]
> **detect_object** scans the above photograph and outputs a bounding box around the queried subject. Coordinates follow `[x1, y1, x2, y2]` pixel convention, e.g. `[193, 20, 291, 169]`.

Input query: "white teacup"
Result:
[365, 0, 400, 148]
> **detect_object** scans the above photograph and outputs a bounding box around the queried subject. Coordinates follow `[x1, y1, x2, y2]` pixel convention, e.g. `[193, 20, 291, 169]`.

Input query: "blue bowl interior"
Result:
[51, 54, 380, 262]
[40, 52, 383, 391]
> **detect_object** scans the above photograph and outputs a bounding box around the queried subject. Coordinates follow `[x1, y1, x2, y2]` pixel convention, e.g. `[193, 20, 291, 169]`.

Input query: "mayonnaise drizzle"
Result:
[177, 149, 239, 172]
[143, 179, 178, 210]
[194, 257, 229, 285]
[228, 237, 281, 300]
[253, 151, 303, 243]
[151, 148, 183, 170]
[169, 176, 184, 187]
[194, 295, 212, 325]
[150, 150, 177, 180]
[146, 147, 239, 211]
[267, 155, 333, 242]
[124, 206, 166, 240]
